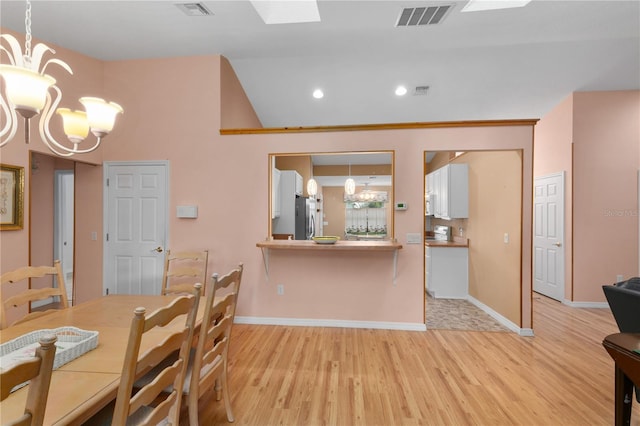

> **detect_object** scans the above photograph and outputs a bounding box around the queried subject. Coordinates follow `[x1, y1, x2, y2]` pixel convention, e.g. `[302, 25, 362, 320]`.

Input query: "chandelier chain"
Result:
[24, 0, 32, 61]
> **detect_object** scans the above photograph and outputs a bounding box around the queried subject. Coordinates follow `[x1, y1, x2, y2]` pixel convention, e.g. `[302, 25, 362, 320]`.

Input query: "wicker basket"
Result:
[0, 326, 99, 371]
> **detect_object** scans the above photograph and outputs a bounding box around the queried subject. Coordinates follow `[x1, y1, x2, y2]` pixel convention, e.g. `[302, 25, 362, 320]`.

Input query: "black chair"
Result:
[603, 277, 640, 403]
[603, 277, 640, 333]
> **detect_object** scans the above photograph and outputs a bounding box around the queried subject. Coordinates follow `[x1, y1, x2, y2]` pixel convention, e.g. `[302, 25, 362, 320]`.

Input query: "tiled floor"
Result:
[425, 294, 509, 332]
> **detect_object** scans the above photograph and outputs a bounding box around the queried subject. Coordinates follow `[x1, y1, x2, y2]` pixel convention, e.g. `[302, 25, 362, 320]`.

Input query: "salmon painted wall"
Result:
[220, 56, 262, 129]
[573, 91, 640, 301]
[1, 33, 535, 330]
[454, 151, 522, 325]
[533, 95, 574, 300]
[99, 49, 535, 327]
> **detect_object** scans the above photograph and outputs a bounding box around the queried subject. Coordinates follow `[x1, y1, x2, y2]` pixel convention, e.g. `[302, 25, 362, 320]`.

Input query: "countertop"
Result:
[257, 239, 402, 251]
[425, 235, 469, 248]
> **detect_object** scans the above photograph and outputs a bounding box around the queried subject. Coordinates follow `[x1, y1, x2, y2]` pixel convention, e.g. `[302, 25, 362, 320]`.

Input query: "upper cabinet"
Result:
[428, 163, 468, 220]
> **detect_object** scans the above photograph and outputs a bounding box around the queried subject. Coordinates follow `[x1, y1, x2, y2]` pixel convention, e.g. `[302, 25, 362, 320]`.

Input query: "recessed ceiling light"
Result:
[395, 86, 408, 96]
[313, 89, 324, 99]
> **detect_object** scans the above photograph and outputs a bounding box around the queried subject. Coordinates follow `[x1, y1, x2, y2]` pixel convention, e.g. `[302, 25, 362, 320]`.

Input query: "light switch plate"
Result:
[177, 205, 198, 218]
[407, 233, 422, 244]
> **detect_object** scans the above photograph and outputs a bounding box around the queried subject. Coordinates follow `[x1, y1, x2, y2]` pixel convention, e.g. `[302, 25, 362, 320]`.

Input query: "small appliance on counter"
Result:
[431, 225, 452, 241]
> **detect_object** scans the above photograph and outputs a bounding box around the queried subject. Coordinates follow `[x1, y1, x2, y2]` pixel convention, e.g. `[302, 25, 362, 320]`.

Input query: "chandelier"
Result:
[344, 184, 388, 203]
[0, 0, 123, 156]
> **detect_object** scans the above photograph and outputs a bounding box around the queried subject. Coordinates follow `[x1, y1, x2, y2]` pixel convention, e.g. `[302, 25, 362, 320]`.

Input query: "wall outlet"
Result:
[277, 284, 284, 295]
[616, 275, 624, 283]
[504, 233, 509, 243]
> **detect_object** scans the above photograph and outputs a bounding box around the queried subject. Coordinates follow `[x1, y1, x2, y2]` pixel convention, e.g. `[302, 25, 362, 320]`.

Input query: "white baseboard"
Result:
[562, 300, 610, 309]
[466, 295, 534, 336]
[235, 316, 427, 331]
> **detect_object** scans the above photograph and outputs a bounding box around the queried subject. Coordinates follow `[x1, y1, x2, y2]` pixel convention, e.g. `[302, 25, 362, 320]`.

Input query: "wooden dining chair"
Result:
[0, 334, 57, 426]
[1, 260, 69, 329]
[184, 263, 243, 426]
[161, 250, 209, 296]
[111, 284, 201, 426]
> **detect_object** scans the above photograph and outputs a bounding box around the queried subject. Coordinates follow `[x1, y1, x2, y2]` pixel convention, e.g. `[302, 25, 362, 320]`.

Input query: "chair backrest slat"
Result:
[161, 250, 209, 296]
[186, 262, 243, 425]
[0, 334, 57, 426]
[1, 261, 69, 329]
[111, 284, 201, 426]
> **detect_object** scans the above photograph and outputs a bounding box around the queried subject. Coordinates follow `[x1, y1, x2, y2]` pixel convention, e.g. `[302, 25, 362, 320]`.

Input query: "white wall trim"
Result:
[562, 300, 610, 309]
[31, 298, 53, 309]
[235, 316, 427, 331]
[466, 295, 533, 336]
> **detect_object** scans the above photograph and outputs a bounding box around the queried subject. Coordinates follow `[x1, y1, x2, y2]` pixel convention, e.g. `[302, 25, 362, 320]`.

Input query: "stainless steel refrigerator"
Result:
[295, 196, 315, 240]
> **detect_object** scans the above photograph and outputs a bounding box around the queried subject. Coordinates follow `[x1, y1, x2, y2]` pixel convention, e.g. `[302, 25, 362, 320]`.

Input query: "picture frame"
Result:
[1, 163, 25, 231]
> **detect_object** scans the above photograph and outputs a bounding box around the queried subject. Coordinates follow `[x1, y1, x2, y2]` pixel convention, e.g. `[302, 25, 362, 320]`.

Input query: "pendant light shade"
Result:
[307, 155, 317, 196]
[344, 177, 356, 195]
[344, 163, 355, 195]
[307, 178, 318, 197]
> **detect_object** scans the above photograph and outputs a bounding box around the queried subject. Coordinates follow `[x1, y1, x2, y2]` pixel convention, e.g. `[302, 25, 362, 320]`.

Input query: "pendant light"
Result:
[344, 162, 355, 195]
[307, 155, 318, 197]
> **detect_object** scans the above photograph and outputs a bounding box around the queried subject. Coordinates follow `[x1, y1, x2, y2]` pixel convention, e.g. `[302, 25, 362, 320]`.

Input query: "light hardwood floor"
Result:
[184, 294, 640, 425]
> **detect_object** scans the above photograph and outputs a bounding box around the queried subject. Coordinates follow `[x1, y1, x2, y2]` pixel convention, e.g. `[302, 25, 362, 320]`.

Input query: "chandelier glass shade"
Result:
[0, 0, 123, 156]
[344, 188, 388, 203]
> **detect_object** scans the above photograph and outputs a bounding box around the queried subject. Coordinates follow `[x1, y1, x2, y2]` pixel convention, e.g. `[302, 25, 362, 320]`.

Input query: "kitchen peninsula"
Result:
[256, 239, 403, 283]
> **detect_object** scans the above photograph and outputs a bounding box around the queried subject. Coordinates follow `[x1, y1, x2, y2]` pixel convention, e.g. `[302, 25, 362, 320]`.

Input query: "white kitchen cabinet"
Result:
[272, 167, 281, 219]
[425, 246, 468, 299]
[431, 163, 468, 220]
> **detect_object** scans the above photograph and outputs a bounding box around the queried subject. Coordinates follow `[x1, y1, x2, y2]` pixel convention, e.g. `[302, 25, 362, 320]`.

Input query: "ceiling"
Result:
[0, 0, 638, 129]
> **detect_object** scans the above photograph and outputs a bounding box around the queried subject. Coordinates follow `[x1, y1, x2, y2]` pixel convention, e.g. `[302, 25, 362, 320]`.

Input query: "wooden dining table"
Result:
[0, 294, 208, 426]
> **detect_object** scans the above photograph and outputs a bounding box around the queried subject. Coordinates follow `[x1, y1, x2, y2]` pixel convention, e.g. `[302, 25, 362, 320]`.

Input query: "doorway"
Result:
[103, 161, 169, 295]
[54, 170, 74, 304]
[30, 152, 75, 308]
[533, 172, 565, 301]
[424, 150, 522, 332]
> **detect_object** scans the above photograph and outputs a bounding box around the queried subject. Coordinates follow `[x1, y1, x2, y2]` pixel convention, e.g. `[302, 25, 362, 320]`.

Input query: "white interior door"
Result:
[533, 172, 565, 301]
[104, 162, 168, 295]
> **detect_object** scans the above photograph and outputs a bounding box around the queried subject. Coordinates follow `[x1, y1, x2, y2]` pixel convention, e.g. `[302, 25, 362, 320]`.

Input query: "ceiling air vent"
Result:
[396, 5, 452, 26]
[414, 86, 430, 96]
[176, 3, 213, 16]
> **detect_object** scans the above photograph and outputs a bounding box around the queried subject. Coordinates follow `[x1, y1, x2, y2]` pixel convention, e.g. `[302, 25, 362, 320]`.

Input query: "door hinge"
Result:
[106, 288, 109, 295]
[106, 178, 109, 186]
[106, 233, 109, 242]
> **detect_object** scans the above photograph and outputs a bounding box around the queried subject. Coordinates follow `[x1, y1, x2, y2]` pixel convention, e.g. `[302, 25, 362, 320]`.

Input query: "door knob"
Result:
[553, 242, 562, 247]
[153, 246, 163, 253]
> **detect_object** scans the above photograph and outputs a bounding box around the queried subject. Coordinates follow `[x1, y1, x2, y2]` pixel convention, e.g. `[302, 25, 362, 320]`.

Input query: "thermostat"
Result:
[394, 202, 408, 211]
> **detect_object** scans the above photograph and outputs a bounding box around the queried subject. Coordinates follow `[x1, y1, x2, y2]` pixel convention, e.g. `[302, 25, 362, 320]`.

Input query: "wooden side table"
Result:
[603, 333, 640, 426]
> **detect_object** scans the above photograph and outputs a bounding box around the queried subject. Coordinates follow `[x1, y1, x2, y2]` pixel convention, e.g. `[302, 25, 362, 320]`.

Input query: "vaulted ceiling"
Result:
[1, 0, 638, 128]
